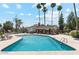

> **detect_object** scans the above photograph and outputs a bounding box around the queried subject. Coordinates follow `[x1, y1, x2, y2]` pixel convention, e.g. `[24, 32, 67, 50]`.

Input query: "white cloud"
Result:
[19, 13, 24, 16]
[16, 4, 22, 9]
[6, 11, 15, 14]
[27, 13, 32, 16]
[66, 8, 70, 12]
[19, 12, 33, 17]
[36, 15, 39, 18]
[19, 13, 32, 16]
[2, 4, 9, 8]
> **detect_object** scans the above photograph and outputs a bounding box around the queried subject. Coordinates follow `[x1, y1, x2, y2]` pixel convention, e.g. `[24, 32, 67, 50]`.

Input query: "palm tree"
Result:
[41, 3, 47, 25]
[15, 16, 23, 31]
[15, 16, 18, 30]
[50, 3, 56, 25]
[41, 3, 46, 7]
[36, 3, 41, 26]
[57, 5, 62, 17]
[17, 19, 23, 29]
[73, 3, 78, 30]
[42, 7, 47, 25]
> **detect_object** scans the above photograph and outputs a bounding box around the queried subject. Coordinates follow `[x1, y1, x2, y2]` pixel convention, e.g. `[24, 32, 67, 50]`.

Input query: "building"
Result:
[27, 24, 58, 35]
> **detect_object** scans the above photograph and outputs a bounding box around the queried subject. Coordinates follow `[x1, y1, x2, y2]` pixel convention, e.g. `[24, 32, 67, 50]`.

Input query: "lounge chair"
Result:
[0, 34, 12, 41]
[0, 35, 7, 41]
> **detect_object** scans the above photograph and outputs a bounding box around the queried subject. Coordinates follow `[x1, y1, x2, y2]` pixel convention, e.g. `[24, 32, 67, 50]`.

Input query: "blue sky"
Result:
[0, 3, 79, 27]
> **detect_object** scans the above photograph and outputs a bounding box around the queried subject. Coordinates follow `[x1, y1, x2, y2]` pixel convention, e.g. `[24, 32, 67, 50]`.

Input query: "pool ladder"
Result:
[61, 37, 68, 43]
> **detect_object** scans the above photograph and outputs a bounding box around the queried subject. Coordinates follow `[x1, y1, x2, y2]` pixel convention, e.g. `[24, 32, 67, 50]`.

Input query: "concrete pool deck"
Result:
[0, 35, 22, 51]
[0, 33, 79, 55]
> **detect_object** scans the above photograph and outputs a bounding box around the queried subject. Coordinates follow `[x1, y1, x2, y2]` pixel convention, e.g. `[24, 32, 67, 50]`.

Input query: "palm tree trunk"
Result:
[58, 11, 60, 23]
[39, 10, 40, 25]
[59, 11, 61, 17]
[51, 8, 53, 25]
[58, 11, 61, 21]
[58, 10, 61, 31]
[73, 3, 78, 30]
[44, 12, 46, 25]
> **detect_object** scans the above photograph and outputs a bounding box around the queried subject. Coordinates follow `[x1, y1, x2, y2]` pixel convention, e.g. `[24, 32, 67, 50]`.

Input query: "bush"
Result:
[0, 32, 4, 36]
[69, 30, 79, 38]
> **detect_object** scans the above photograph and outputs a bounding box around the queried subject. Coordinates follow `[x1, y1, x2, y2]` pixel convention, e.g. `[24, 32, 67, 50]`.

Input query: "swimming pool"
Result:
[2, 35, 75, 51]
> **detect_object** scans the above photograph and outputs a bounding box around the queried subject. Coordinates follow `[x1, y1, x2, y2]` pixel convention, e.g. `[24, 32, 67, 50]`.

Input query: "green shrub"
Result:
[69, 30, 79, 38]
[0, 32, 4, 36]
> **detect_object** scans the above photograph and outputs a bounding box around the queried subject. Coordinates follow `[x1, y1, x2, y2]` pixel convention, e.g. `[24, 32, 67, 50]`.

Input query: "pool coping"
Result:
[0, 33, 79, 55]
[0, 35, 22, 51]
[49, 34, 79, 51]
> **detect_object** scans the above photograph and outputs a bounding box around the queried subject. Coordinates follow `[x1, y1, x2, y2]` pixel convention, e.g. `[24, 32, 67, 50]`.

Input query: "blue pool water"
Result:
[2, 35, 75, 51]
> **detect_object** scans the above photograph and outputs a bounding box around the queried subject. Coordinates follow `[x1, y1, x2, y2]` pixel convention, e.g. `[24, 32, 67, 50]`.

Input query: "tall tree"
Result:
[58, 13, 64, 32]
[15, 16, 23, 31]
[57, 5, 62, 17]
[67, 11, 76, 30]
[3, 21, 13, 32]
[16, 19, 22, 29]
[41, 3, 46, 7]
[50, 3, 56, 25]
[15, 16, 18, 30]
[36, 3, 41, 26]
[18, 19, 22, 29]
[41, 3, 46, 25]
[42, 7, 47, 25]
[73, 3, 78, 30]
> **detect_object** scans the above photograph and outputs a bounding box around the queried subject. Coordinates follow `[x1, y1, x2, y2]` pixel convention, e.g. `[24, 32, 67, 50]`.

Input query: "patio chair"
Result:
[0, 35, 7, 41]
